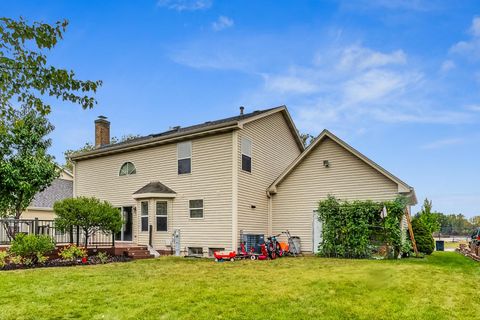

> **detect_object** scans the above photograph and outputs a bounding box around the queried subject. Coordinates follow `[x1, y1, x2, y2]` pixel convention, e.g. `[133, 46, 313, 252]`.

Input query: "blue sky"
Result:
[2, 0, 480, 216]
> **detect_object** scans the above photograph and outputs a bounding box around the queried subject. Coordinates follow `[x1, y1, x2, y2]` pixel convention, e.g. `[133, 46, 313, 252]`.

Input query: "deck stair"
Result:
[123, 245, 154, 259]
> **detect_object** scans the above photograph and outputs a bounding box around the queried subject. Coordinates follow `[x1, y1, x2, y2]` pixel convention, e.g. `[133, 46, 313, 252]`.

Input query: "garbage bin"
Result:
[435, 240, 444, 251]
[289, 236, 301, 254]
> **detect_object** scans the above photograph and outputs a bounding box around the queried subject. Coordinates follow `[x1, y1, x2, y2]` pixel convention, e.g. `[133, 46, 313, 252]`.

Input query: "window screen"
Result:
[141, 201, 148, 232]
[156, 201, 167, 232]
[177, 141, 192, 174]
[241, 138, 252, 172]
[189, 199, 204, 218]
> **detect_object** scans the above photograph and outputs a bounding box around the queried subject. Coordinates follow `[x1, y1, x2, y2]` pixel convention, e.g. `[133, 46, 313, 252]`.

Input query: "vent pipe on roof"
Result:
[239, 106, 244, 115]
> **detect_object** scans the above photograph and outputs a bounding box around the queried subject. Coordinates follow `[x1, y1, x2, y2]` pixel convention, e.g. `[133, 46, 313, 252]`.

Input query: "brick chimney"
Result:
[95, 116, 110, 148]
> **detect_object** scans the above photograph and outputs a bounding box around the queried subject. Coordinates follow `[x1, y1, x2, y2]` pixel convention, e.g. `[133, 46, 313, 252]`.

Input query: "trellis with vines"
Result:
[317, 196, 411, 259]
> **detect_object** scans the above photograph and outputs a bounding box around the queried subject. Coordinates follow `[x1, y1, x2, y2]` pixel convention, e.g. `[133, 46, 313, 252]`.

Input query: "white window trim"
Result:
[119, 161, 137, 176]
[177, 141, 192, 175]
[155, 200, 168, 232]
[188, 198, 204, 220]
[241, 137, 252, 173]
[140, 201, 149, 233]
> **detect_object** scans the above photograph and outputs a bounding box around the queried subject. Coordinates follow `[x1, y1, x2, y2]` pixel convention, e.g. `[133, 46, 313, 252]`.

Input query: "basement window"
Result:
[241, 138, 252, 172]
[188, 247, 203, 256]
[177, 141, 192, 174]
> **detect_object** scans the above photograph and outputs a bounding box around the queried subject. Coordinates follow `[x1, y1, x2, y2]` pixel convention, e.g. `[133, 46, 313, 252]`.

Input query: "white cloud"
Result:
[342, 69, 419, 104]
[212, 16, 234, 31]
[421, 138, 464, 149]
[335, 45, 406, 71]
[339, 0, 441, 12]
[263, 73, 318, 94]
[450, 16, 480, 59]
[440, 60, 455, 72]
[467, 104, 480, 112]
[157, 0, 212, 11]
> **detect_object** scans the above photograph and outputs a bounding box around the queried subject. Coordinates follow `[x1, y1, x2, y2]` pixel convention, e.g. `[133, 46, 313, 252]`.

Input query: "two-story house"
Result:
[71, 106, 416, 255]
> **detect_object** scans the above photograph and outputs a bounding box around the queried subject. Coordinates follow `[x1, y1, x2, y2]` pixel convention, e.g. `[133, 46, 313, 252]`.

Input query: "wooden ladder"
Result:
[405, 208, 419, 256]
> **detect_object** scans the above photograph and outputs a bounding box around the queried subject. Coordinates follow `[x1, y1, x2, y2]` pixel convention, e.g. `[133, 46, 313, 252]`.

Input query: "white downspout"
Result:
[231, 130, 239, 252]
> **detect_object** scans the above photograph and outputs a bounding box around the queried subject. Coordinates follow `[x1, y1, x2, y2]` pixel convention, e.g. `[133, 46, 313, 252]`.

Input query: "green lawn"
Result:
[443, 240, 468, 249]
[0, 252, 478, 320]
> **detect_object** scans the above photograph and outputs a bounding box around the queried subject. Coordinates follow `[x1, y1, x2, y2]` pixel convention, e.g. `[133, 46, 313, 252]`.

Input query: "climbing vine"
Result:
[317, 196, 408, 259]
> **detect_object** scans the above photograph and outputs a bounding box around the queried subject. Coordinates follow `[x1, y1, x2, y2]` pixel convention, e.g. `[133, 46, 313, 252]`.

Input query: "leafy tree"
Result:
[470, 216, 480, 228]
[53, 197, 122, 249]
[416, 198, 440, 234]
[411, 217, 434, 255]
[299, 132, 315, 148]
[63, 134, 140, 171]
[0, 17, 101, 222]
[0, 17, 101, 116]
[0, 107, 58, 221]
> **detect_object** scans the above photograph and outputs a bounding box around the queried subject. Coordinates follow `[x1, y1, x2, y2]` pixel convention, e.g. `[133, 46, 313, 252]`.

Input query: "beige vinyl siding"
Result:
[22, 209, 56, 220]
[237, 112, 302, 241]
[75, 132, 233, 251]
[271, 137, 400, 252]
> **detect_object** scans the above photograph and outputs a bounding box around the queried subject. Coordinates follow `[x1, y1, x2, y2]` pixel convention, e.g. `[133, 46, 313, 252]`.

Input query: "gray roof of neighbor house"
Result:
[134, 181, 176, 195]
[71, 106, 304, 160]
[29, 178, 73, 208]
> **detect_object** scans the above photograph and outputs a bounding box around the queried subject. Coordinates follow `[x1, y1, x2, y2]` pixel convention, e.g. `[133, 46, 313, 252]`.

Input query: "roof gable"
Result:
[268, 129, 416, 204]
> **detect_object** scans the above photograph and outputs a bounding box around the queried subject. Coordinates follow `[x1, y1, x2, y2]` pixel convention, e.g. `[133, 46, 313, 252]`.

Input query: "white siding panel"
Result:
[272, 137, 400, 252]
[237, 113, 301, 240]
[75, 132, 233, 251]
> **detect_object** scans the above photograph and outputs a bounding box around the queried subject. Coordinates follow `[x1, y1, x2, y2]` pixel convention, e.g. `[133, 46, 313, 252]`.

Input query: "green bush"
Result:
[96, 251, 109, 264]
[10, 233, 55, 264]
[58, 244, 86, 261]
[411, 218, 435, 255]
[0, 251, 8, 268]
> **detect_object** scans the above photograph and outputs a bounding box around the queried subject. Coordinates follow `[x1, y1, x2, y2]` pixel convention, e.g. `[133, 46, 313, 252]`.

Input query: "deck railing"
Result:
[0, 218, 115, 247]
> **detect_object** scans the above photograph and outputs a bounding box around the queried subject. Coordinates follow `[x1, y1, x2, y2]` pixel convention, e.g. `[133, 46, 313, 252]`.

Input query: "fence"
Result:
[0, 218, 115, 247]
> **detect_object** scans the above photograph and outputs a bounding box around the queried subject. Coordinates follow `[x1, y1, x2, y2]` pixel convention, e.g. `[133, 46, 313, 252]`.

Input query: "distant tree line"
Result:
[414, 198, 479, 237]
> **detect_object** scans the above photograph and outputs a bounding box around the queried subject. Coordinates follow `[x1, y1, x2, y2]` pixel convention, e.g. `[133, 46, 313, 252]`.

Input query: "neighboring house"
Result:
[22, 169, 74, 220]
[71, 106, 416, 255]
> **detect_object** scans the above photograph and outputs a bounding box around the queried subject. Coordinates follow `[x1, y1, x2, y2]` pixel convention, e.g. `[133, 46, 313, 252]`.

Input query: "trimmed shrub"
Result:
[411, 218, 435, 255]
[9, 233, 55, 264]
[0, 251, 8, 268]
[58, 244, 86, 261]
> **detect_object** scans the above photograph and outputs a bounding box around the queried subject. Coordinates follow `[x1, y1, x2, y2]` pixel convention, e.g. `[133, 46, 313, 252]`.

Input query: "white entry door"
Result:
[312, 210, 322, 254]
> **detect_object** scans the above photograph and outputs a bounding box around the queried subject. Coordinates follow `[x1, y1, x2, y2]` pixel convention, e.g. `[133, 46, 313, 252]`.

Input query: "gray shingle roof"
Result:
[133, 181, 176, 195]
[97, 107, 281, 151]
[30, 179, 73, 208]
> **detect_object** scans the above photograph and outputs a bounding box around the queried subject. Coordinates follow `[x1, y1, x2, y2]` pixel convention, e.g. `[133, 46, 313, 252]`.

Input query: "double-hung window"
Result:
[140, 201, 149, 232]
[241, 138, 252, 172]
[156, 201, 168, 232]
[177, 141, 192, 174]
[189, 199, 204, 219]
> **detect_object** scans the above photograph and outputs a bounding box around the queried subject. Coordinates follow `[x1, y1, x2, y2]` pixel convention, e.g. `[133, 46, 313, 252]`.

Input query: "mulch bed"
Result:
[1, 255, 131, 271]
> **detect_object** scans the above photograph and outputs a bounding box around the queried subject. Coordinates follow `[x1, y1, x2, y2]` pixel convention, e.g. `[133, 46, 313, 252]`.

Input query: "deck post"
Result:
[149, 225, 153, 246]
[34, 218, 39, 235]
